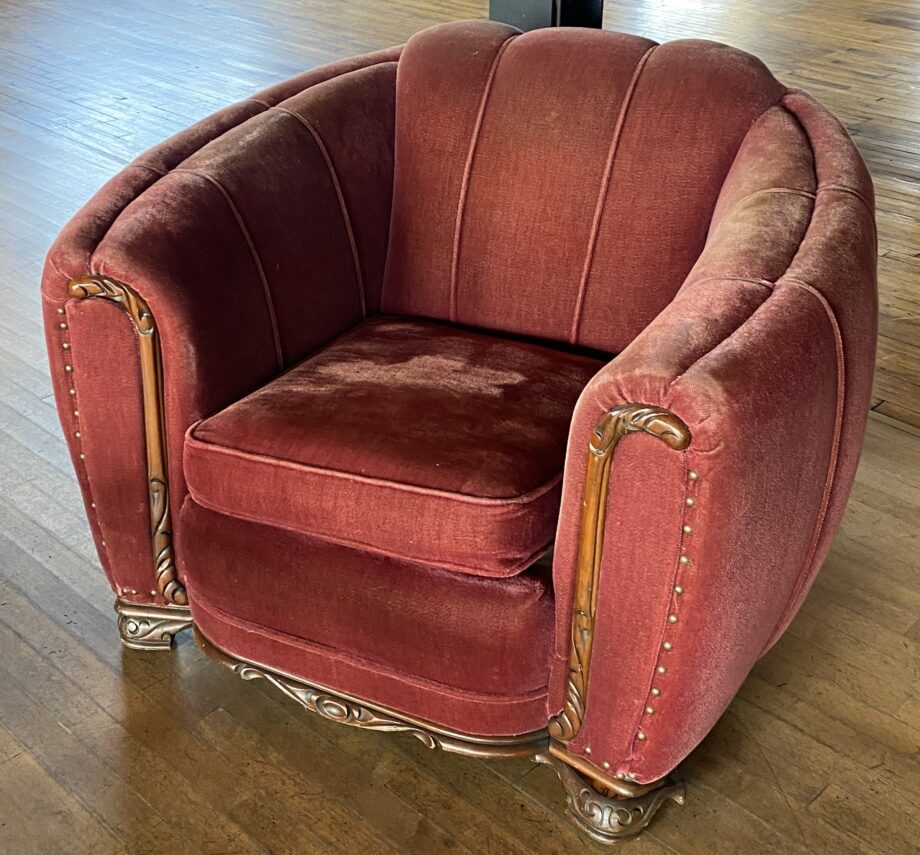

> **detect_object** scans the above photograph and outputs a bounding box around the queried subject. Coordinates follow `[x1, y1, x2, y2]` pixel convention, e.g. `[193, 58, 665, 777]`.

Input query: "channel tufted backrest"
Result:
[381, 21, 787, 353]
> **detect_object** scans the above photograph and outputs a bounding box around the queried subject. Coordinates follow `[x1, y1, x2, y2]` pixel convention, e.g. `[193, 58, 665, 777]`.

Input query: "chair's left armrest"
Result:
[41, 46, 400, 606]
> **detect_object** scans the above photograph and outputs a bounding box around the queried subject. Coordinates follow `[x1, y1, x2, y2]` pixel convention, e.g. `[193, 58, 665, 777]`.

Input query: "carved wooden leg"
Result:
[115, 599, 193, 650]
[536, 752, 685, 843]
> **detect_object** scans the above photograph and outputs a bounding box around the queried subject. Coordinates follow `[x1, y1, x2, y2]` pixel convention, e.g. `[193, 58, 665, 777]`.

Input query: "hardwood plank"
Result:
[0, 622, 268, 853]
[214, 686, 465, 855]
[195, 708, 400, 855]
[0, 670, 196, 855]
[0, 731, 128, 855]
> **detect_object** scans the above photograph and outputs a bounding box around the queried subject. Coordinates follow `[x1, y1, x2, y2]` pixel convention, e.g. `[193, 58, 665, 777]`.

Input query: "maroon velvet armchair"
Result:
[42, 20, 877, 843]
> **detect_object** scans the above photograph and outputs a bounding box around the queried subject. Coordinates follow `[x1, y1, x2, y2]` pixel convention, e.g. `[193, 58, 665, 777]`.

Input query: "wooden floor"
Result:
[0, 1, 918, 853]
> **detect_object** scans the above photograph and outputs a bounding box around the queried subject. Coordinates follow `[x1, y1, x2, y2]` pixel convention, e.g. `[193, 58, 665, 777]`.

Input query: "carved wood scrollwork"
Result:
[68, 275, 187, 606]
[194, 628, 548, 760]
[237, 663, 442, 749]
[535, 752, 685, 843]
[548, 404, 691, 743]
[115, 600, 192, 650]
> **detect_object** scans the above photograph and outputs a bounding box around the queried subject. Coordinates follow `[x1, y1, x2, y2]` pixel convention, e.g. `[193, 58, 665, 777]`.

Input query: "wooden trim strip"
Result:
[68, 275, 187, 606]
[548, 404, 690, 742]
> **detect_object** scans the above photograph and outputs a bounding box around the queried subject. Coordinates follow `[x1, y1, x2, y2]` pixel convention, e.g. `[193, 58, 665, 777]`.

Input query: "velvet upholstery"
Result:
[41, 47, 400, 604]
[383, 22, 785, 352]
[178, 500, 553, 735]
[549, 89, 876, 782]
[43, 21, 875, 786]
[186, 316, 602, 576]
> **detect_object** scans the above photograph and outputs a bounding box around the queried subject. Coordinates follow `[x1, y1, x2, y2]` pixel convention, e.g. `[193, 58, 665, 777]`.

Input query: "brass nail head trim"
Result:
[69, 275, 186, 606]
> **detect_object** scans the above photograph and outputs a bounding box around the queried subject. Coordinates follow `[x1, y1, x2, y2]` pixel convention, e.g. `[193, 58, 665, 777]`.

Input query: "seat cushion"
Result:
[184, 316, 603, 577]
[179, 500, 554, 736]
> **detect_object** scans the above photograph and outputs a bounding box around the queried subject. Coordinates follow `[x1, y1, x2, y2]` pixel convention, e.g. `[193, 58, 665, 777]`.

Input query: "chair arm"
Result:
[547, 90, 877, 786]
[41, 47, 399, 606]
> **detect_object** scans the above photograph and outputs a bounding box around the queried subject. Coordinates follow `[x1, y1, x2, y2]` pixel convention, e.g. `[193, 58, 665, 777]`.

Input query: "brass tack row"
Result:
[606, 465, 698, 780]
[630, 467, 698, 751]
[57, 305, 108, 556]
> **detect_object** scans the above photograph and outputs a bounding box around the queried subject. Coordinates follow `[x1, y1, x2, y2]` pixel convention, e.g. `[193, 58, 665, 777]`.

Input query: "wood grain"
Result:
[1, 0, 918, 852]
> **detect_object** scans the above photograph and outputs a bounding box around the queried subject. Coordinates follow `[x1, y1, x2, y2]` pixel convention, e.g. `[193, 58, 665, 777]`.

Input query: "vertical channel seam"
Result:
[762, 276, 846, 648]
[569, 44, 657, 344]
[173, 168, 284, 369]
[274, 107, 367, 318]
[449, 34, 518, 322]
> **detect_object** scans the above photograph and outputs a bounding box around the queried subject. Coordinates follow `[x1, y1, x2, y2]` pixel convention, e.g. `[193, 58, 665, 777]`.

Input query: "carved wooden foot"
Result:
[536, 752, 685, 843]
[115, 599, 193, 650]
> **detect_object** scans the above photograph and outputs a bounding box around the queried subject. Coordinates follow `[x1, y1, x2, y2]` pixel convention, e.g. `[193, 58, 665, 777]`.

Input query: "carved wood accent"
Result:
[194, 627, 549, 759]
[548, 404, 691, 742]
[68, 275, 187, 606]
[115, 599, 192, 650]
[535, 752, 685, 843]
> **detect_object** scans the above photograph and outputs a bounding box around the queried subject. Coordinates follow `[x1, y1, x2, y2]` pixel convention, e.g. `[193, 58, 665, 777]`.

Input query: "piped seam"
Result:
[449, 33, 519, 322]
[818, 184, 875, 221]
[185, 429, 564, 506]
[128, 162, 168, 177]
[663, 138, 820, 400]
[678, 274, 775, 298]
[186, 485, 554, 579]
[719, 186, 816, 220]
[173, 168, 284, 369]
[70, 57, 381, 296]
[570, 44, 658, 344]
[274, 107, 367, 318]
[760, 276, 845, 651]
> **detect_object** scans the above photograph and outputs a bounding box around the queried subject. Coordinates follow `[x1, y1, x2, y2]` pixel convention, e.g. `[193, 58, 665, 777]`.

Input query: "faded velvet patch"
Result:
[185, 316, 603, 576]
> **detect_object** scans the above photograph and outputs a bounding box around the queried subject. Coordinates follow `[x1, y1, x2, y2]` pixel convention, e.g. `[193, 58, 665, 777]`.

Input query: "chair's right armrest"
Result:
[41, 46, 400, 607]
[547, 92, 877, 787]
